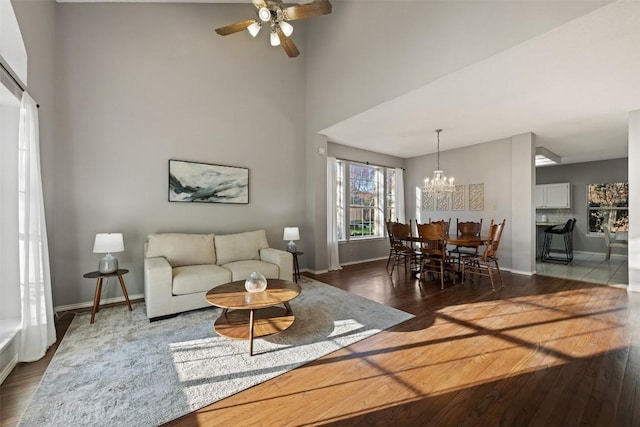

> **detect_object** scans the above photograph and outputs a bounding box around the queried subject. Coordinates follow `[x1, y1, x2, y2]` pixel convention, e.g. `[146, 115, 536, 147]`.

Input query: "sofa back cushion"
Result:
[215, 230, 269, 265]
[146, 233, 216, 267]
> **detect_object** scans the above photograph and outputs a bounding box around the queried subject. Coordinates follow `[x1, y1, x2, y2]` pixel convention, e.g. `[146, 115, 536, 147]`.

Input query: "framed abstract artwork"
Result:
[452, 185, 465, 211]
[469, 183, 484, 211]
[168, 159, 249, 204]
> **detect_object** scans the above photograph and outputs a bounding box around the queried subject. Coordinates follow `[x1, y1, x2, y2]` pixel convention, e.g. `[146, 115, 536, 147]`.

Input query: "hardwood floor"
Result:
[2, 261, 639, 426]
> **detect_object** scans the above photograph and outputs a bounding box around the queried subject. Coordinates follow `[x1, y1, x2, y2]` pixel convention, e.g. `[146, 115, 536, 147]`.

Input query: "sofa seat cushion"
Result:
[214, 230, 269, 265]
[222, 260, 280, 281]
[172, 264, 231, 295]
[147, 233, 216, 267]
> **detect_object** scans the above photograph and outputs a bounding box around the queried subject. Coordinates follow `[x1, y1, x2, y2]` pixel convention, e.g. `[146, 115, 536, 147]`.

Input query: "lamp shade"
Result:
[270, 30, 281, 47]
[93, 233, 124, 254]
[279, 21, 293, 37]
[247, 21, 261, 37]
[283, 227, 300, 241]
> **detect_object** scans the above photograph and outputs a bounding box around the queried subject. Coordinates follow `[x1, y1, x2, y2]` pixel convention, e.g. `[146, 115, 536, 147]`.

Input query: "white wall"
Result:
[629, 110, 640, 292]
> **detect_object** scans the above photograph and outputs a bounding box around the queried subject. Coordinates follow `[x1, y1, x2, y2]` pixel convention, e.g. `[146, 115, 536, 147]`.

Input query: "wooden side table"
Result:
[292, 251, 303, 283]
[83, 269, 132, 324]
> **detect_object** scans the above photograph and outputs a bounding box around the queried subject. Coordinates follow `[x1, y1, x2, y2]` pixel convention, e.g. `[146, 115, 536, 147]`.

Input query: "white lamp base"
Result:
[98, 253, 119, 274]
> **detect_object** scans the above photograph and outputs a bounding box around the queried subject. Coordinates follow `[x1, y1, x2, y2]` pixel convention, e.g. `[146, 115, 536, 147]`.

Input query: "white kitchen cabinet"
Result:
[535, 182, 571, 209]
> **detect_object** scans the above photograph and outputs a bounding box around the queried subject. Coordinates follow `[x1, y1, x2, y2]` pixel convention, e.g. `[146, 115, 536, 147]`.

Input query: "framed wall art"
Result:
[422, 190, 435, 211]
[452, 185, 465, 211]
[469, 183, 484, 211]
[436, 192, 450, 211]
[168, 159, 249, 204]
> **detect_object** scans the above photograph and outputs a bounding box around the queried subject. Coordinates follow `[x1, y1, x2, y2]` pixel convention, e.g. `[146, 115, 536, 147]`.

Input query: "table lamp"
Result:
[283, 227, 300, 253]
[93, 233, 124, 274]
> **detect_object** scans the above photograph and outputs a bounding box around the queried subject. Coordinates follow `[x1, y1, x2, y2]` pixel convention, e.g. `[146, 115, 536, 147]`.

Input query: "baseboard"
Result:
[507, 268, 535, 276]
[303, 256, 388, 275]
[0, 353, 18, 384]
[54, 293, 144, 314]
[339, 256, 388, 267]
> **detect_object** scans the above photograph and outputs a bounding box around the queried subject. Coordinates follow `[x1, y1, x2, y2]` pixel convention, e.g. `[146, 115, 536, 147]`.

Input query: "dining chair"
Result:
[416, 221, 456, 289]
[388, 221, 414, 275]
[449, 218, 483, 259]
[603, 225, 628, 261]
[429, 217, 451, 235]
[461, 219, 506, 290]
[385, 220, 397, 272]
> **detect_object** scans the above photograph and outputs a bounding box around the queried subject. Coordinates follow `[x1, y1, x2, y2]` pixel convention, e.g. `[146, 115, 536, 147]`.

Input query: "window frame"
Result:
[586, 182, 629, 235]
[335, 160, 396, 242]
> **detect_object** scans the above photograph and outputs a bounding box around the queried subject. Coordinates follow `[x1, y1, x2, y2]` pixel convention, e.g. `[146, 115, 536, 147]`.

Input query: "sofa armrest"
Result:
[260, 248, 293, 281]
[144, 256, 173, 319]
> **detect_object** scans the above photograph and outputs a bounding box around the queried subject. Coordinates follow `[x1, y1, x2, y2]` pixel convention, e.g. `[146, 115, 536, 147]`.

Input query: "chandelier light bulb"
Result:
[258, 7, 272, 22]
[247, 22, 261, 37]
[270, 30, 281, 46]
[279, 20, 294, 37]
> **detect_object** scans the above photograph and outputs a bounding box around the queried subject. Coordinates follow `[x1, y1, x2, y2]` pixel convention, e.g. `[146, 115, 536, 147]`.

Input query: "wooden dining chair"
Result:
[416, 222, 456, 289]
[388, 221, 414, 275]
[385, 220, 397, 272]
[449, 219, 483, 258]
[461, 219, 506, 290]
[428, 217, 451, 235]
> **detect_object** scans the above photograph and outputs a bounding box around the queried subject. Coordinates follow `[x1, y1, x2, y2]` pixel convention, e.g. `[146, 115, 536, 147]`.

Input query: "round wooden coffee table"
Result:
[205, 279, 302, 356]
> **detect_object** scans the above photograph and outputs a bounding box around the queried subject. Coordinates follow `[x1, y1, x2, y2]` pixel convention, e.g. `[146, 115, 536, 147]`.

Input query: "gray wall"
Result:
[16, 2, 307, 308]
[11, 0, 614, 308]
[405, 137, 516, 270]
[536, 157, 628, 254]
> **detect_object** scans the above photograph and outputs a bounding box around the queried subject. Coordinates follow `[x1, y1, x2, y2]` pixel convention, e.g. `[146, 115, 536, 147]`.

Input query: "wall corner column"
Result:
[511, 132, 536, 275]
[628, 111, 640, 292]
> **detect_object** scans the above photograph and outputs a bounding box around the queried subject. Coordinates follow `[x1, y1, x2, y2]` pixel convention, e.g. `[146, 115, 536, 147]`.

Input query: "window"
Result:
[335, 160, 395, 241]
[587, 182, 628, 233]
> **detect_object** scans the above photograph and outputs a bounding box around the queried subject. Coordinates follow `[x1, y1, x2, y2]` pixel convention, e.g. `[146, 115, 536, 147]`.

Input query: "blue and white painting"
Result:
[169, 160, 249, 204]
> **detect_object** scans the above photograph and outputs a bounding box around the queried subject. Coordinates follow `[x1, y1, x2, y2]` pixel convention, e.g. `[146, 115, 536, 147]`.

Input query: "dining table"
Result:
[404, 233, 488, 277]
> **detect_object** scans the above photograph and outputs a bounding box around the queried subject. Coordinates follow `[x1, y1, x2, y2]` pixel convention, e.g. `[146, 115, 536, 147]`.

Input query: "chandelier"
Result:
[423, 129, 455, 193]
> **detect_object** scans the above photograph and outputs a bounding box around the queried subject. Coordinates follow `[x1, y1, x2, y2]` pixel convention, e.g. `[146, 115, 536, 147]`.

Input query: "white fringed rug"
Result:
[19, 279, 413, 427]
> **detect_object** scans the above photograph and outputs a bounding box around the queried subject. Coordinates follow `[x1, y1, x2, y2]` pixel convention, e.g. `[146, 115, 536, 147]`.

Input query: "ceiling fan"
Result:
[215, 0, 332, 58]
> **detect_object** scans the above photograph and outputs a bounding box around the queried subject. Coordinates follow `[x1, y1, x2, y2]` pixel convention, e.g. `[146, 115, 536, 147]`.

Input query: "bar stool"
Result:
[542, 218, 576, 264]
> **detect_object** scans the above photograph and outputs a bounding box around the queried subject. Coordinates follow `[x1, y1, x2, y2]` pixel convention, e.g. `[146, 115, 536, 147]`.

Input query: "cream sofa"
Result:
[144, 230, 293, 320]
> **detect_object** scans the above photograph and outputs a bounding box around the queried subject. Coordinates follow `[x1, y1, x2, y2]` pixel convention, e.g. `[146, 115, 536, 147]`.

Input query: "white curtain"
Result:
[18, 92, 55, 362]
[395, 168, 406, 224]
[327, 157, 342, 271]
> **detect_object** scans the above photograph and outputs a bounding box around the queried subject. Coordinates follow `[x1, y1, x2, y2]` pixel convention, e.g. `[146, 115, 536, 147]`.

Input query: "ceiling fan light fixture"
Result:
[247, 21, 261, 37]
[270, 30, 281, 46]
[258, 7, 272, 22]
[279, 20, 293, 37]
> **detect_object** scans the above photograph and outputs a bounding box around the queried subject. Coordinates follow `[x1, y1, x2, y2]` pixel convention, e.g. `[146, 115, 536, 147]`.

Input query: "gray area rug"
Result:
[19, 279, 413, 426]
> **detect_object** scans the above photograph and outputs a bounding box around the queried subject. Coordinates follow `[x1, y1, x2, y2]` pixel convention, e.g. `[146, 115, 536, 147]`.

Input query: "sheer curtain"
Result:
[395, 168, 406, 224]
[18, 92, 55, 362]
[327, 157, 342, 271]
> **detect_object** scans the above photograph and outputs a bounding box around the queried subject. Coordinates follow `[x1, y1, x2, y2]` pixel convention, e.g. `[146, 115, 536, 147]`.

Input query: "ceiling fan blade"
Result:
[215, 19, 255, 36]
[283, 0, 332, 21]
[252, 0, 267, 8]
[277, 29, 300, 58]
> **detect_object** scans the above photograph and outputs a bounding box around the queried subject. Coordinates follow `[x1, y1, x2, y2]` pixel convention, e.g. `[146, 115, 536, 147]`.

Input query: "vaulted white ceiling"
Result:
[320, 0, 638, 164]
